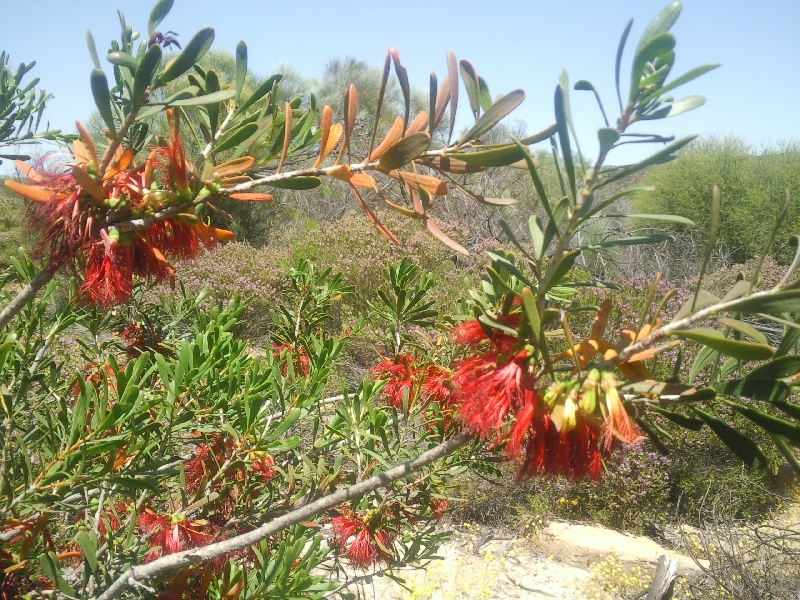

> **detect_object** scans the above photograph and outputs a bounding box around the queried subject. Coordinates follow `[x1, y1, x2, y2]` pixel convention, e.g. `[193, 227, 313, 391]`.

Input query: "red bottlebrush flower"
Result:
[0, 549, 27, 600]
[600, 372, 641, 451]
[330, 509, 394, 569]
[251, 452, 276, 483]
[430, 498, 448, 523]
[184, 435, 235, 492]
[453, 313, 520, 352]
[371, 354, 418, 409]
[71, 361, 117, 399]
[272, 342, 310, 377]
[80, 233, 134, 308]
[136, 510, 211, 561]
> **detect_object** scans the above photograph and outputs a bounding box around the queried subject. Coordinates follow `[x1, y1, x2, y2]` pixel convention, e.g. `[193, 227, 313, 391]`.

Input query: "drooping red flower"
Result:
[184, 435, 236, 492]
[430, 498, 449, 523]
[136, 510, 211, 561]
[272, 342, 311, 376]
[70, 361, 117, 400]
[330, 508, 395, 569]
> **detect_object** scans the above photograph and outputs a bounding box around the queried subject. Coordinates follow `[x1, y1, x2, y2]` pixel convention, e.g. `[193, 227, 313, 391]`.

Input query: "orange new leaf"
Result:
[3, 180, 57, 203]
[369, 116, 404, 161]
[388, 170, 448, 196]
[229, 192, 274, 202]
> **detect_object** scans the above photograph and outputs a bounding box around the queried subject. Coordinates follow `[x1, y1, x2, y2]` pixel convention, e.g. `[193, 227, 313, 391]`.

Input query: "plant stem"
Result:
[0, 264, 57, 331]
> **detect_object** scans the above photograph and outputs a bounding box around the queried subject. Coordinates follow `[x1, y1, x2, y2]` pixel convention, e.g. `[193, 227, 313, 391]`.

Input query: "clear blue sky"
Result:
[2, 0, 798, 165]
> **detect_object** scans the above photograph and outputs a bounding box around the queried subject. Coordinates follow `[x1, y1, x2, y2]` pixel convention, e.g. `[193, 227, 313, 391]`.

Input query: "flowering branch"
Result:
[95, 431, 473, 600]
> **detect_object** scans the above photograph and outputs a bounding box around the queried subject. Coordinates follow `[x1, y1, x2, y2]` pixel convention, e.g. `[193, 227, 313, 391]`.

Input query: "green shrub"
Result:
[635, 137, 800, 264]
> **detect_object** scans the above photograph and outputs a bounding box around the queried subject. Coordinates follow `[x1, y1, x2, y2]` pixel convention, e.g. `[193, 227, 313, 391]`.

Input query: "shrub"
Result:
[635, 137, 800, 264]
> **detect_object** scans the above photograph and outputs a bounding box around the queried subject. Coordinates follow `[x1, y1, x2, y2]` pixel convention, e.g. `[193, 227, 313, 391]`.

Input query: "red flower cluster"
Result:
[7, 112, 237, 308]
[184, 435, 237, 492]
[451, 318, 639, 481]
[371, 354, 453, 414]
[272, 342, 310, 376]
[330, 508, 395, 569]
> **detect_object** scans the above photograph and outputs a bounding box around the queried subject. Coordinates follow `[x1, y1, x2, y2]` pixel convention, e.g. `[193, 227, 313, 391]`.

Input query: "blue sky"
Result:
[2, 0, 798, 166]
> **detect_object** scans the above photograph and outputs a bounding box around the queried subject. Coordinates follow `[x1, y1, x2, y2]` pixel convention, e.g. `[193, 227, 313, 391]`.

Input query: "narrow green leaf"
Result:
[665, 95, 705, 117]
[447, 144, 526, 167]
[460, 60, 481, 119]
[773, 400, 800, 422]
[647, 404, 705, 430]
[86, 31, 101, 69]
[446, 51, 459, 144]
[76, 531, 99, 572]
[529, 215, 545, 260]
[630, 32, 676, 103]
[770, 434, 800, 477]
[519, 123, 558, 146]
[672, 328, 775, 361]
[589, 213, 694, 226]
[553, 85, 576, 200]
[727, 289, 800, 315]
[169, 88, 236, 106]
[208, 122, 257, 155]
[747, 356, 800, 380]
[456, 89, 525, 146]
[520, 287, 541, 341]
[640, 63, 721, 106]
[614, 18, 634, 112]
[716, 317, 769, 345]
[597, 135, 697, 189]
[634, 1, 682, 59]
[132, 43, 162, 106]
[715, 378, 790, 402]
[238, 74, 281, 113]
[513, 138, 555, 227]
[148, 0, 174, 37]
[265, 176, 322, 190]
[727, 401, 800, 447]
[673, 289, 719, 322]
[106, 51, 139, 71]
[579, 233, 674, 250]
[478, 76, 492, 113]
[235, 40, 247, 101]
[90, 69, 116, 137]
[575, 79, 609, 126]
[378, 132, 430, 171]
[544, 250, 579, 293]
[157, 27, 215, 85]
[691, 405, 769, 469]
[690, 346, 719, 383]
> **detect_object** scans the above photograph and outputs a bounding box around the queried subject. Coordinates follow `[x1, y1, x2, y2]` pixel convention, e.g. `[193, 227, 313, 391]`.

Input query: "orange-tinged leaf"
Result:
[72, 165, 106, 202]
[446, 51, 459, 143]
[323, 123, 343, 162]
[378, 132, 431, 170]
[3, 179, 55, 203]
[208, 226, 236, 241]
[369, 116, 404, 161]
[349, 183, 399, 244]
[427, 218, 468, 256]
[350, 173, 377, 188]
[383, 196, 423, 219]
[14, 160, 44, 183]
[618, 361, 653, 382]
[76, 121, 99, 167]
[229, 192, 274, 202]
[72, 140, 90, 165]
[215, 156, 255, 177]
[627, 347, 659, 362]
[221, 176, 252, 187]
[434, 74, 450, 131]
[406, 111, 429, 136]
[276, 101, 292, 174]
[346, 84, 358, 138]
[327, 164, 351, 182]
[389, 170, 448, 196]
[314, 105, 333, 168]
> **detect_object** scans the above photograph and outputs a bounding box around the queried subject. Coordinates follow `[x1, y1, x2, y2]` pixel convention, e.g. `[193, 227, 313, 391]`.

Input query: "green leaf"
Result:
[578, 233, 674, 250]
[148, 0, 174, 37]
[106, 51, 139, 71]
[39, 552, 77, 596]
[634, 1, 682, 60]
[666, 95, 705, 117]
[672, 328, 775, 361]
[672, 289, 719, 322]
[378, 132, 430, 170]
[727, 401, 800, 447]
[640, 63, 720, 107]
[597, 135, 697, 189]
[554, 84, 576, 200]
[76, 531, 99, 572]
[86, 30, 101, 69]
[543, 250, 579, 294]
[266, 176, 322, 190]
[90, 69, 116, 137]
[208, 122, 258, 155]
[621, 380, 715, 400]
[455, 89, 525, 146]
[773, 400, 800, 422]
[691, 405, 769, 469]
[519, 123, 558, 145]
[132, 43, 162, 106]
[770, 434, 800, 477]
[447, 144, 526, 167]
[690, 346, 719, 383]
[614, 18, 634, 111]
[716, 317, 769, 345]
[630, 32, 676, 103]
[513, 138, 555, 228]
[157, 27, 215, 85]
[529, 215, 545, 260]
[446, 51, 459, 144]
[238, 74, 281, 113]
[590, 213, 695, 226]
[598, 127, 620, 153]
[169, 89, 236, 106]
[647, 404, 704, 431]
[714, 378, 790, 402]
[478, 76, 492, 113]
[235, 40, 247, 101]
[521, 287, 541, 341]
[459, 59, 481, 119]
[747, 356, 800, 380]
[727, 289, 800, 315]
